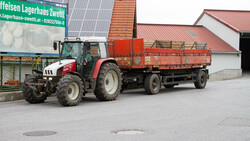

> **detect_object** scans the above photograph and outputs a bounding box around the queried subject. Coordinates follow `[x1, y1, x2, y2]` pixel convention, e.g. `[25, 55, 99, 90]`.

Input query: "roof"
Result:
[108, 0, 136, 39]
[195, 9, 250, 33]
[137, 23, 238, 53]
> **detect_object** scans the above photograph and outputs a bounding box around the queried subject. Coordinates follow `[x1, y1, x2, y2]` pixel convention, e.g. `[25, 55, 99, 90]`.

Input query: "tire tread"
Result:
[94, 63, 122, 101]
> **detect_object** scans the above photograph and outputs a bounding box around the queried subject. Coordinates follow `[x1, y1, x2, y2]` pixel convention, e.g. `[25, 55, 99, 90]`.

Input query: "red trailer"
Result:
[108, 38, 211, 94]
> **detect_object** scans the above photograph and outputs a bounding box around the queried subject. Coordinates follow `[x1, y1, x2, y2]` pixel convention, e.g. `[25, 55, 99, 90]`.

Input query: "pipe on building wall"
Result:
[212, 51, 241, 57]
[212, 51, 241, 55]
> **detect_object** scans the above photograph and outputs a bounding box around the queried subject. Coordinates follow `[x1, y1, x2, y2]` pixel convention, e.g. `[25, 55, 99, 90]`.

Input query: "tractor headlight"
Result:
[43, 77, 53, 80]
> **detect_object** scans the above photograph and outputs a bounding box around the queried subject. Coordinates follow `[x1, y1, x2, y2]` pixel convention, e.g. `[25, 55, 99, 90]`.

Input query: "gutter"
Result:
[212, 51, 241, 55]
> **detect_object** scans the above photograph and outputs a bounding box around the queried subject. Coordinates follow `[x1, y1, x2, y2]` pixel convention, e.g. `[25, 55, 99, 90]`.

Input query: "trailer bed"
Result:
[108, 39, 211, 70]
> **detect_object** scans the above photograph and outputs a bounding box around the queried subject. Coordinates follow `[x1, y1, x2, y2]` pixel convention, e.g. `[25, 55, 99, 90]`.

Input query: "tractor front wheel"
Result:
[94, 63, 122, 101]
[56, 75, 83, 106]
[22, 74, 48, 104]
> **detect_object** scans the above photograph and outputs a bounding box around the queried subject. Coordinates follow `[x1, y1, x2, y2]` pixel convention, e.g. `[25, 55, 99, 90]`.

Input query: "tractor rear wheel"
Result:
[22, 74, 48, 104]
[144, 74, 161, 95]
[94, 63, 122, 101]
[194, 70, 207, 89]
[56, 75, 83, 106]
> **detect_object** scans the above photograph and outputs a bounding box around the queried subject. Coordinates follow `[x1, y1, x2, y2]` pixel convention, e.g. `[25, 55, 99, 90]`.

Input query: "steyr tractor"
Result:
[22, 37, 122, 106]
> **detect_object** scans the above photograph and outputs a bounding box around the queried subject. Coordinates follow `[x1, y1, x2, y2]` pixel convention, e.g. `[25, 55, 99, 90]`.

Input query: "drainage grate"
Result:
[112, 129, 145, 135]
[23, 131, 57, 136]
[219, 117, 250, 127]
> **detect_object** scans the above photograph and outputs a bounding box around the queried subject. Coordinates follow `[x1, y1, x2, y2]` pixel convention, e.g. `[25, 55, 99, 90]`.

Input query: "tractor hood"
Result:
[43, 59, 76, 76]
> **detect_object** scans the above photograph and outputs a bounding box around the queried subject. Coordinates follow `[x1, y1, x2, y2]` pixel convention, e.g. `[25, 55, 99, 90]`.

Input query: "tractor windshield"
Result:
[62, 42, 84, 60]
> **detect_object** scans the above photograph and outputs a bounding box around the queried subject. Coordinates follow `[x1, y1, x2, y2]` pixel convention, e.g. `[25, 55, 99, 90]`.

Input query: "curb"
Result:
[0, 91, 23, 102]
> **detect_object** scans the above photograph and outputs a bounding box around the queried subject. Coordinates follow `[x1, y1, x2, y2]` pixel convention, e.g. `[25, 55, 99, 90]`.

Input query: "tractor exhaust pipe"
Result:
[53, 41, 62, 65]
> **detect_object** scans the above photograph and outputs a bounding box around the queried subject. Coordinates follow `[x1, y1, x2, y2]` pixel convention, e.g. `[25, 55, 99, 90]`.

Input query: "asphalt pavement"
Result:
[0, 73, 250, 141]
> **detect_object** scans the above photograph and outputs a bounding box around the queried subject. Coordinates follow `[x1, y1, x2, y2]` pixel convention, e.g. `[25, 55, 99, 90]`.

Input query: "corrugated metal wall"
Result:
[208, 53, 241, 74]
[196, 14, 240, 51]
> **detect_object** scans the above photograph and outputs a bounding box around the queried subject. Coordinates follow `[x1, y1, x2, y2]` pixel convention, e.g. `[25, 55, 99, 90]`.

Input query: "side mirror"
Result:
[53, 41, 58, 50]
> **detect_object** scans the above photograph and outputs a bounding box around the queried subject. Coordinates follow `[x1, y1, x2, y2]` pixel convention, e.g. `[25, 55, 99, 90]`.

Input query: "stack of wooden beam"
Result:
[3, 80, 19, 87]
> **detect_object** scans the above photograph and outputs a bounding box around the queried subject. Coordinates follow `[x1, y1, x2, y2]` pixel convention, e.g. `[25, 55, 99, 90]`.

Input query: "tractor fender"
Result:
[92, 58, 118, 79]
[32, 69, 43, 74]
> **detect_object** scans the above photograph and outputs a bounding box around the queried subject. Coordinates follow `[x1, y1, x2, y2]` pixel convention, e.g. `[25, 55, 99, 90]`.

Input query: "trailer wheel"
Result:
[22, 74, 48, 104]
[56, 75, 83, 106]
[194, 71, 207, 89]
[163, 84, 174, 88]
[94, 63, 122, 101]
[144, 74, 161, 95]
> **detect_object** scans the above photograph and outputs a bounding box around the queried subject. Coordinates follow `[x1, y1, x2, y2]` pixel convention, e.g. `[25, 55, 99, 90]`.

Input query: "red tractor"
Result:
[22, 37, 122, 106]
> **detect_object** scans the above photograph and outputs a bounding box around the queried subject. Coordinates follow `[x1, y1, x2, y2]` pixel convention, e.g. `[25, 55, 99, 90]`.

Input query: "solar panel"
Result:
[82, 21, 96, 31]
[85, 10, 99, 20]
[96, 21, 110, 31]
[69, 20, 82, 31]
[71, 10, 85, 19]
[47, 0, 115, 38]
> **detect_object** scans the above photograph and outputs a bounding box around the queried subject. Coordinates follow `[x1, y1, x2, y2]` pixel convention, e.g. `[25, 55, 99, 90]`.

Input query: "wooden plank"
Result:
[197, 42, 207, 49]
[156, 40, 171, 48]
[144, 39, 156, 48]
[183, 42, 196, 49]
[143, 39, 206, 50]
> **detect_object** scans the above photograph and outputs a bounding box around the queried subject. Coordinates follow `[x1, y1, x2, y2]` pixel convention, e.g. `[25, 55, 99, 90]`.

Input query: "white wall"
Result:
[208, 53, 241, 74]
[196, 14, 240, 51]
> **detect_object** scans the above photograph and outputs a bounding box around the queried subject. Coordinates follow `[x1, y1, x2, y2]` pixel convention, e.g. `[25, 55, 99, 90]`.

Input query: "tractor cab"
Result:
[51, 37, 108, 78]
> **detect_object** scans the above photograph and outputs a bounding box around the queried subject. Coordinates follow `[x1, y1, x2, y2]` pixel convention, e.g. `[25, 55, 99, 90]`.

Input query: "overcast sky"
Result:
[137, 0, 250, 25]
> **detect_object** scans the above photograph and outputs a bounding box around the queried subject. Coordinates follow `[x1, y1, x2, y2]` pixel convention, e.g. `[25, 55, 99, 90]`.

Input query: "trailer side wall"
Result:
[108, 39, 211, 70]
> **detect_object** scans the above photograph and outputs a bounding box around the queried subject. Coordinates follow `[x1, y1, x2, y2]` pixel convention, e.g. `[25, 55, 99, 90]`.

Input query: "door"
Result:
[82, 42, 103, 78]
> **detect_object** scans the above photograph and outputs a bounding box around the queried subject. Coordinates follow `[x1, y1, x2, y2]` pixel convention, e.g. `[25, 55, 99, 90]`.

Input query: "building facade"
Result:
[195, 9, 250, 72]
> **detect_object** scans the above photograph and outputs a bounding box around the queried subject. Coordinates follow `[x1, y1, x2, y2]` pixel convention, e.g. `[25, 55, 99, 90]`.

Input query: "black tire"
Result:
[22, 74, 48, 104]
[94, 63, 122, 101]
[194, 71, 207, 89]
[144, 74, 161, 95]
[163, 84, 174, 88]
[56, 75, 83, 106]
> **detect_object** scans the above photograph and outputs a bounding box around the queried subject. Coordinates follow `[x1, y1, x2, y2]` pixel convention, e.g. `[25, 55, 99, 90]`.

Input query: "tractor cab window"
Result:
[86, 43, 100, 63]
[99, 43, 108, 58]
[62, 43, 84, 61]
[86, 42, 107, 58]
